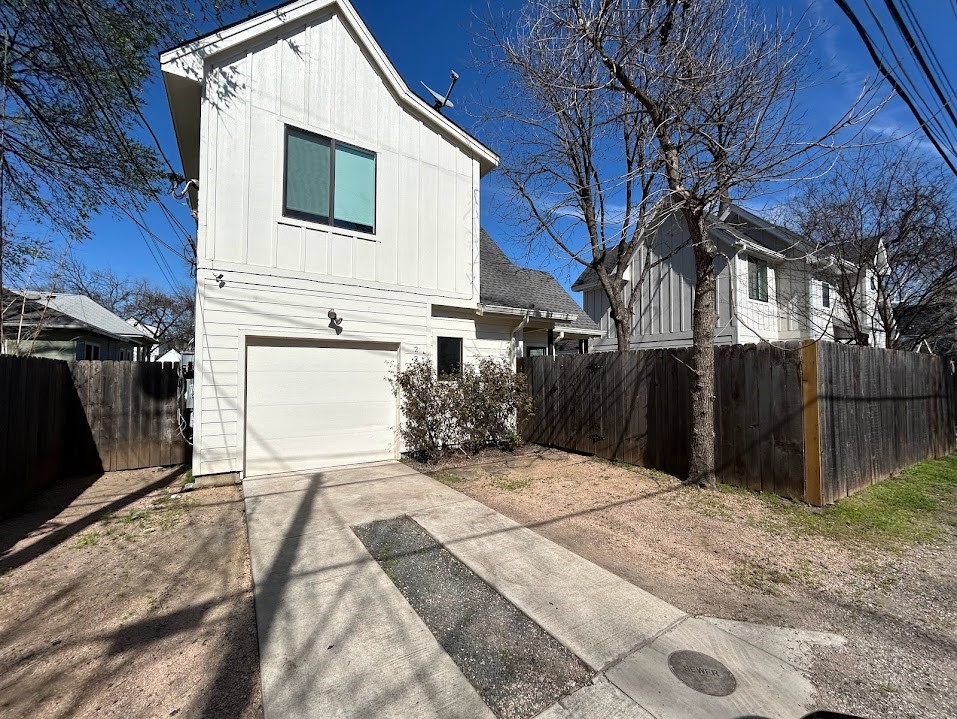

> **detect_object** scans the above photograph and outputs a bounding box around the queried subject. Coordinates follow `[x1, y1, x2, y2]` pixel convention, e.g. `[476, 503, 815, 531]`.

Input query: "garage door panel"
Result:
[244, 430, 396, 476]
[245, 342, 398, 476]
[246, 344, 395, 372]
[247, 402, 395, 440]
[246, 374, 394, 405]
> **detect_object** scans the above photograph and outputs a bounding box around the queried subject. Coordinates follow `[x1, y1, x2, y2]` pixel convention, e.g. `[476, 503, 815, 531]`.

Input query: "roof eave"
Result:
[477, 304, 577, 322]
[159, 0, 499, 175]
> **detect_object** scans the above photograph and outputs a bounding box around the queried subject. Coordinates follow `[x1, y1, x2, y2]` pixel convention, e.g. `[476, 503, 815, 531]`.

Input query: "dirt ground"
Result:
[416, 446, 957, 719]
[0, 467, 261, 719]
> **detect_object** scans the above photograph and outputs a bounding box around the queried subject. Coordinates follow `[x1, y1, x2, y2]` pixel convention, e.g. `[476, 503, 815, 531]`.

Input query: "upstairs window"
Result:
[747, 256, 769, 302]
[437, 337, 463, 378]
[283, 126, 376, 234]
[822, 281, 831, 308]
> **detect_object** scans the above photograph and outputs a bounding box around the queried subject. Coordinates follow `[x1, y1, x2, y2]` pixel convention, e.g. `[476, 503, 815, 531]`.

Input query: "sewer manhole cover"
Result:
[667, 650, 737, 696]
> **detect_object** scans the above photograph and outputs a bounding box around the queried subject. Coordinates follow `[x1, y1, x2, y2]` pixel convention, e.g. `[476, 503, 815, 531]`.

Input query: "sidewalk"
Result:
[243, 461, 835, 719]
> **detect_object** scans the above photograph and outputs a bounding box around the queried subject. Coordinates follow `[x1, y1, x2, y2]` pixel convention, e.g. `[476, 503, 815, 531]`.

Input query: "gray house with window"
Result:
[574, 205, 886, 350]
[1, 291, 153, 360]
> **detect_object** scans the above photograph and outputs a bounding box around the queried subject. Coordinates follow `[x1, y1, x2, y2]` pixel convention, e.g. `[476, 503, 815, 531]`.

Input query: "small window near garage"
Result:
[85, 343, 101, 360]
[870, 275, 876, 291]
[436, 337, 463, 378]
[822, 281, 831, 308]
[283, 125, 376, 234]
[526, 347, 546, 357]
[747, 256, 769, 302]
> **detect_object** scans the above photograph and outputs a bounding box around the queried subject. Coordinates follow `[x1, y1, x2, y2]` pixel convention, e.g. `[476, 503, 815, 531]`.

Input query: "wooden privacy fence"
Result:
[0, 356, 189, 515]
[523, 341, 956, 505]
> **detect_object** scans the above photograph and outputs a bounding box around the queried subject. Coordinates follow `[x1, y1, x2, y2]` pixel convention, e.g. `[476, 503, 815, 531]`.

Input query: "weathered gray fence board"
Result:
[0, 356, 189, 515]
[524, 341, 956, 504]
[815, 343, 952, 503]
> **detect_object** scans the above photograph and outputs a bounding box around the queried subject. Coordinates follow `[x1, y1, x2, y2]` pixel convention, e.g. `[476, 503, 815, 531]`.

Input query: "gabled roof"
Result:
[571, 203, 852, 290]
[479, 231, 600, 333]
[160, 0, 498, 180]
[2, 292, 153, 343]
[571, 246, 623, 291]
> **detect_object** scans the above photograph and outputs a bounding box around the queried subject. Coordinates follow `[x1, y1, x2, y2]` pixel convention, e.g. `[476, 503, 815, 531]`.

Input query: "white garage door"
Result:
[244, 341, 397, 477]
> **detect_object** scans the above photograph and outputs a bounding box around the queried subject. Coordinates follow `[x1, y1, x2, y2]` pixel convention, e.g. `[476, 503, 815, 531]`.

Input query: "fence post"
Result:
[801, 341, 823, 506]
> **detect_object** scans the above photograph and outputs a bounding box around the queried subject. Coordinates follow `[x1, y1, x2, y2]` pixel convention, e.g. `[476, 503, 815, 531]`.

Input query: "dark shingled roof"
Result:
[571, 246, 622, 291]
[480, 231, 600, 333]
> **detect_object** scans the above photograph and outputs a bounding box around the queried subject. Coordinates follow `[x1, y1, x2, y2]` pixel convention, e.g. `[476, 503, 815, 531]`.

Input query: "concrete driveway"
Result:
[243, 461, 829, 719]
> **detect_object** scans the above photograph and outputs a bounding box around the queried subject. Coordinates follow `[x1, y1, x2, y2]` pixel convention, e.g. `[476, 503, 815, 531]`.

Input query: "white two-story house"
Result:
[574, 205, 887, 351]
[160, 0, 599, 480]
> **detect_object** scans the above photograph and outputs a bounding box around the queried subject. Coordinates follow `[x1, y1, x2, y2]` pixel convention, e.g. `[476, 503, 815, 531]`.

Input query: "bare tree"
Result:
[483, 4, 673, 351]
[490, 0, 876, 487]
[58, 257, 194, 350]
[127, 285, 194, 351]
[786, 143, 957, 351]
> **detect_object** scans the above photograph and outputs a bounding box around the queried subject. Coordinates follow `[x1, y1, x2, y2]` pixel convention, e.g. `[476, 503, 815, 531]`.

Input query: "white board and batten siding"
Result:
[189, 6, 494, 477]
[201, 11, 479, 295]
[585, 218, 735, 351]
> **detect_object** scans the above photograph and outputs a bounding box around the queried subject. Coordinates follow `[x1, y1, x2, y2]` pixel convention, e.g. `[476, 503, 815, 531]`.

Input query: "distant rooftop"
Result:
[10, 292, 153, 342]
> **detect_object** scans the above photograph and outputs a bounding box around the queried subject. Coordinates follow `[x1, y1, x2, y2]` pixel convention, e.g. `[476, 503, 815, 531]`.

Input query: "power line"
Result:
[898, 0, 957, 106]
[859, 0, 957, 150]
[32, 1, 193, 282]
[70, 0, 180, 178]
[833, 0, 957, 177]
[60, 0, 198, 263]
[883, 0, 957, 147]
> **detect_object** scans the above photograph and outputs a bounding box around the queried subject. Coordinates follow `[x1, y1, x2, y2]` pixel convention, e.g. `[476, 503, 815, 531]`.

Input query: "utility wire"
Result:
[833, 0, 957, 177]
[883, 0, 957, 147]
[63, 0, 197, 262]
[35, 0, 192, 280]
[860, 0, 957, 150]
[899, 0, 957, 107]
[71, 0, 180, 178]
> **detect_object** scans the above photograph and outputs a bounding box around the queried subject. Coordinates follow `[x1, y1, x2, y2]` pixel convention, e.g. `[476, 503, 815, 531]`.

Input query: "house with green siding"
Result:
[1, 291, 154, 360]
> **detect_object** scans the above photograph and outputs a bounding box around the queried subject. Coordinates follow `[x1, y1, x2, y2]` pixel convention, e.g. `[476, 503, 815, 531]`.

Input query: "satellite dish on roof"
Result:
[421, 70, 459, 112]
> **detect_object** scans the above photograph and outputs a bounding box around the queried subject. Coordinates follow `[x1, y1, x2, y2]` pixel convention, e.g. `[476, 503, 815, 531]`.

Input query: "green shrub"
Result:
[391, 356, 533, 461]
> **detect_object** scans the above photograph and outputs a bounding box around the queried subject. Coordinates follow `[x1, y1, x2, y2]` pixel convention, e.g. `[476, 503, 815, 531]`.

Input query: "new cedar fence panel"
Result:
[524, 341, 956, 505]
[0, 357, 189, 515]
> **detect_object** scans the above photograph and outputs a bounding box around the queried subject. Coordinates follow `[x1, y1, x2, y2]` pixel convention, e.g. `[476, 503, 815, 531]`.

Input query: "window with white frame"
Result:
[822, 281, 831, 308]
[283, 125, 376, 234]
[747, 256, 769, 302]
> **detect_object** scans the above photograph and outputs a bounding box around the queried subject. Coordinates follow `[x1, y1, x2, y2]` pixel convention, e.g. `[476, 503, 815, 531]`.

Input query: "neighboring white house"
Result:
[160, 0, 599, 479]
[574, 205, 888, 351]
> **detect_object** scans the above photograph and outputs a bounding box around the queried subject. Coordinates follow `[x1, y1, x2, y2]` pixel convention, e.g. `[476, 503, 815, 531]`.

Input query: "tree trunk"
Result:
[606, 281, 634, 352]
[687, 214, 718, 488]
[612, 308, 632, 352]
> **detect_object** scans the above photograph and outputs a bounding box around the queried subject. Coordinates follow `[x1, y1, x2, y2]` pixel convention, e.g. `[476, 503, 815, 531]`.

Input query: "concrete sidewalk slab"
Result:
[604, 617, 814, 719]
[410, 498, 686, 670]
[701, 617, 847, 672]
[243, 462, 825, 719]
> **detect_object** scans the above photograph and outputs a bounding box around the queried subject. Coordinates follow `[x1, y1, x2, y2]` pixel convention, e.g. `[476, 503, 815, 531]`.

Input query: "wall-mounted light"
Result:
[213, 273, 225, 288]
[328, 309, 343, 335]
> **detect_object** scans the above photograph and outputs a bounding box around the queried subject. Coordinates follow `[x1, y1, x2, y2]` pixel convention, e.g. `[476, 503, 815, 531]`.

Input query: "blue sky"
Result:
[71, 0, 955, 294]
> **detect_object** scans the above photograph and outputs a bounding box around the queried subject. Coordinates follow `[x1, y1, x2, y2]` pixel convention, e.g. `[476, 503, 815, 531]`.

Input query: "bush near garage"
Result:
[392, 356, 532, 461]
